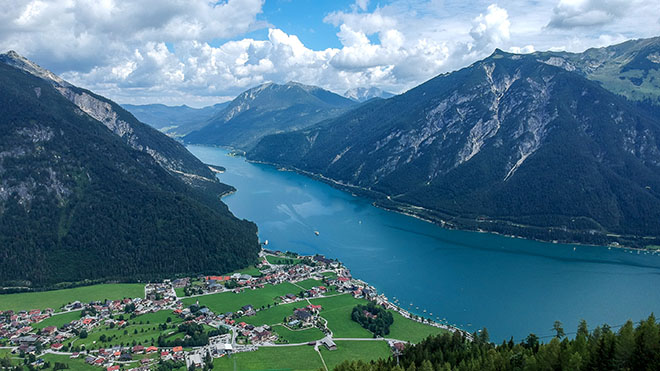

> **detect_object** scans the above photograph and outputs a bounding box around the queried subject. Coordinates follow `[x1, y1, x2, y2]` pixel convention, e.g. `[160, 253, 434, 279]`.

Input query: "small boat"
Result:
[263, 240, 269, 246]
[314, 231, 320, 236]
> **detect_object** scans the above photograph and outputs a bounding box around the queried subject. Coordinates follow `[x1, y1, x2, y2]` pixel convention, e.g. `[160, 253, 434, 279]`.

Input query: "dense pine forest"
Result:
[335, 315, 660, 371]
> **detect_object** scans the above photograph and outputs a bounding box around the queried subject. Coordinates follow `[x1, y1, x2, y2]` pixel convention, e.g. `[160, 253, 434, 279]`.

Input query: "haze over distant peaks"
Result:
[344, 87, 395, 102]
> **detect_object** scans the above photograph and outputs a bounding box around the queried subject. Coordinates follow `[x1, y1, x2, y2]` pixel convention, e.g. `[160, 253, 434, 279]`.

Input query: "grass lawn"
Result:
[266, 255, 302, 265]
[67, 310, 184, 350]
[174, 287, 186, 298]
[241, 301, 306, 326]
[294, 279, 324, 290]
[309, 295, 372, 338]
[32, 310, 82, 330]
[213, 346, 322, 371]
[387, 312, 448, 343]
[0, 284, 145, 312]
[273, 325, 325, 344]
[320, 340, 391, 370]
[182, 282, 300, 314]
[40, 353, 97, 371]
[228, 265, 262, 277]
[322, 271, 338, 279]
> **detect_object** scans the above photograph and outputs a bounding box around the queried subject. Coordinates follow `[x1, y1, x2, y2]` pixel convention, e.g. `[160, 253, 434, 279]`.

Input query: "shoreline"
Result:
[243, 157, 658, 252]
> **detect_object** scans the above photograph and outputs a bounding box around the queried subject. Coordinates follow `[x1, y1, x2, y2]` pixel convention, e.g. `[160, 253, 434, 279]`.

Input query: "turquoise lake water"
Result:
[188, 145, 660, 342]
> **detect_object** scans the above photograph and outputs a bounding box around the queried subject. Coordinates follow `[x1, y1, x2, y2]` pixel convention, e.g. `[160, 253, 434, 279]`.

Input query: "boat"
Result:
[314, 231, 320, 236]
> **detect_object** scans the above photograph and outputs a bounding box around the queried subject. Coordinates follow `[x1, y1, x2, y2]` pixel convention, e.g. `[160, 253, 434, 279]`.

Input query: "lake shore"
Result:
[244, 157, 657, 251]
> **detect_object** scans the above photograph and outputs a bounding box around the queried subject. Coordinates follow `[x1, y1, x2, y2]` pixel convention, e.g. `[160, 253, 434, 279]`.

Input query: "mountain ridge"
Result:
[0, 54, 260, 287]
[184, 81, 357, 150]
[249, 47, 660, 248]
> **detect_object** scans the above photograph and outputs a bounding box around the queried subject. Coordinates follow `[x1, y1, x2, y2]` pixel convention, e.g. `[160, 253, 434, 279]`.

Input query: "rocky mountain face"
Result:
[249, 49, 660, 247]
[344, 87, 395, 102]
[121, 102, 229, 137]
[184, 82, 356, 150]
[0, 51, 223, 193]
[534, 37, 660, 104]
[0, 56, 259, 287]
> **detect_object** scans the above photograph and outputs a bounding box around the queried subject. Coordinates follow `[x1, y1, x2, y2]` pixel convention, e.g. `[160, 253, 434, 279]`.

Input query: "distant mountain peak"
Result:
[344, 87, 395, 102]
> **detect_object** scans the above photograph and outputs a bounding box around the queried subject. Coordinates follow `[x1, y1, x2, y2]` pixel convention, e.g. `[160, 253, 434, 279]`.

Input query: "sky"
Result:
[1, 0, 659, 107]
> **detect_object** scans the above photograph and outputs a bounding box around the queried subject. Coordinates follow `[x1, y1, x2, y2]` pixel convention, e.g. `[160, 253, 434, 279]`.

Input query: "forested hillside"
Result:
[335, 315, 660, 371]
[0, 60, 259, 288]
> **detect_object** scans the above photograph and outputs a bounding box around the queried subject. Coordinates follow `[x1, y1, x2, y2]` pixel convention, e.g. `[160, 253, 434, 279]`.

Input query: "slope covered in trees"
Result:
[335, 315, 660, 371]
[0, 60, 259, 288]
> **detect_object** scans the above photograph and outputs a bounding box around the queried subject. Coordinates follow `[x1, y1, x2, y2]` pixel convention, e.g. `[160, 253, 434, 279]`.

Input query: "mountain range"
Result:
[249, 39, 660, 248]
[121, 102, 229, 137]
[534, 36, 660, 104]
[183, 82, 356, 150]
[344, 87, 395, 102]
[0, 52, 259, 287]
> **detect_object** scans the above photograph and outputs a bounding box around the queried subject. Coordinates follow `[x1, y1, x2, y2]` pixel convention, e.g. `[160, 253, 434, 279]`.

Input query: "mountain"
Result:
[121, 102, 229, 137]
[249, 49, 660, 248]
[344, 87, 395, 102]
[184, 82, 356, 150]
[0, 52, 260, 287]
[534, 36, 660, 104]
[0, 51, 222, 193]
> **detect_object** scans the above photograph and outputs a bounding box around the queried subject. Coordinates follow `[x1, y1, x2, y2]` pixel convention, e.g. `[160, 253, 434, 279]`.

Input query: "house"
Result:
[318, 337, 336, 351]
[392, 342, 406, 354]
[107, 365, 120, 371]
[294, 309, 312, 323]
[50, 343, 64, 351]
[172, 346, 183, 353]
[188, 353, 204, 368]
[42, 326, 57, 335]
[132, 345, 144, 354]
[146, 346, 158, 353]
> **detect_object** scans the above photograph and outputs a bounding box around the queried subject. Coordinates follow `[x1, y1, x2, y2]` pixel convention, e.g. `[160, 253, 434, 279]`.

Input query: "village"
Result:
[0, 249, 467, 371]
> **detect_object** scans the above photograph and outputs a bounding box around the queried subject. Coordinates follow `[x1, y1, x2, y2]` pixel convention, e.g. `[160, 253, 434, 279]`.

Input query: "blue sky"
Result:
[1, 0, 659, 106]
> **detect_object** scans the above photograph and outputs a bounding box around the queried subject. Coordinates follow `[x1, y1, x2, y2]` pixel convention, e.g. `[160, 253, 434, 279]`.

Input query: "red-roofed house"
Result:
[172, 346, 183, 353]
[50, 343, 64, 351]
[107, 365, 120, 371]
[146, 346, 158, 353]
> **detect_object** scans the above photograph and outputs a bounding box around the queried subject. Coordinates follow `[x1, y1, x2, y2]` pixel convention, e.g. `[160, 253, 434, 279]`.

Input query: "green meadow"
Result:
[0, 284, 144, 312]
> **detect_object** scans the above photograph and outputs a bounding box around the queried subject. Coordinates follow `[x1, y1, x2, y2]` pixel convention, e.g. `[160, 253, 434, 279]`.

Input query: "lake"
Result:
[188, 145, 660, 342]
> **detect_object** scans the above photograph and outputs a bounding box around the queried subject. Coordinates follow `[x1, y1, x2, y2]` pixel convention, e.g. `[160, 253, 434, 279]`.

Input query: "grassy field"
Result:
[214, 346, 322, 371]
[241, 301, 306, 326]
[387, 311, 447, 343]
[320, 340, 391, 369]
[182, 282, 300, 315]
[309, 295, 372, 338]
[294, 279, 324, 290]
[32, 310, 82, 330]
[174, 287, 186, 297]
[265, 255, 303, 265]
[322, 271, 338, 279]
[228, 265, 262, 277]
[0, 284, 145, 312]
[273, 325, 326, 344]
[40, 353, 97, 371]
[66, 310, 184, 350]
